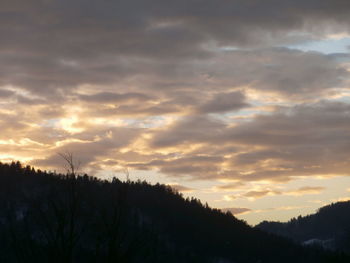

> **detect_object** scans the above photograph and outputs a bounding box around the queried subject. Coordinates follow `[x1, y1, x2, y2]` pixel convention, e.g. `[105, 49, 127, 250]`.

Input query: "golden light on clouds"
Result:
[1, 0, 350, 225]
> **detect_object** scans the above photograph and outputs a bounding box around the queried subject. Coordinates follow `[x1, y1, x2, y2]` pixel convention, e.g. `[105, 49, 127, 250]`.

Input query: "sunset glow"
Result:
[1, 0, 350, 225]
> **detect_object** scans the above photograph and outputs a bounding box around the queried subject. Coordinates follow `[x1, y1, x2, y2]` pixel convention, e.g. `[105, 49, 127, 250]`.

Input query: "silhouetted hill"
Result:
[256, 201, 350, 254]
[0, 161, 348, 263]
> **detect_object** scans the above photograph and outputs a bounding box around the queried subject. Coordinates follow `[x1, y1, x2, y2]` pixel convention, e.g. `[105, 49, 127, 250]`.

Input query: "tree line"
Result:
[0, 161, 348, 263]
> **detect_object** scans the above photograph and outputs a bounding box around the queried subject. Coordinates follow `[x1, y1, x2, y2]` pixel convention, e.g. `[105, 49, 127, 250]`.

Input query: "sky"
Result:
[1, 0, 350, 225]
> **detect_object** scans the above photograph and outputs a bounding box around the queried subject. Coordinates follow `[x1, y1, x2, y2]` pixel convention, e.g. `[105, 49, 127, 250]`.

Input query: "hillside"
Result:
[0, 161, 348, 263]
[256, 201, 350, 253]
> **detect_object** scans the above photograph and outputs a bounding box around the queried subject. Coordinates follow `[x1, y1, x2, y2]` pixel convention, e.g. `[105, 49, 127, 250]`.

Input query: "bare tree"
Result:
[124, 167, 130, 182]
[6, 152, 84, 263]
[58, 151, 81, 177]
[54, 151, 83, 262]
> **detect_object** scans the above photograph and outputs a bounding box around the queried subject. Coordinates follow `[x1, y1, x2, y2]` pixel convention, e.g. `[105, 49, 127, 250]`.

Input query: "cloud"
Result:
[1, 0, 350, 193]
[140, 101, 350, 181]
[222, 101, 350, 181]
[271, 205, 310, 211]
[224, 186, 325, 200]
[221, 205, 311, 217]
[197, 91, 249, 114]
[285, 186, 325, 196]
[0, 89, 15, 98]
[191, 49, 349, 97]
[150, 115, 226, 148]
[1, 0, 350, 98]
[331, 197, 350, 202]
[131, 155, 224, 180]
[78, 92, 153, 104]
[31, 127, 142, 173]
[84, 101, 184, 118]
[222, 207, 252, 215]
[213, 182, 246, 192]
[243, 190, 281, 199]
[3, 90, 350, 183]
[167, 183, 195, 193]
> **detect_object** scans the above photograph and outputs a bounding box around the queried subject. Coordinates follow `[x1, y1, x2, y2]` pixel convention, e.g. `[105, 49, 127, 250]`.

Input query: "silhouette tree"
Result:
[58, 151, 81, 177]
[0, 161, 349, 263]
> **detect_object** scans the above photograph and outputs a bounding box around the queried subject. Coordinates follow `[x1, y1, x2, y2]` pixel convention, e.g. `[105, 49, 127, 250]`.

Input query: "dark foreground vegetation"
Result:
[257, 201, 350, 254]
[0, 161, 348, 263]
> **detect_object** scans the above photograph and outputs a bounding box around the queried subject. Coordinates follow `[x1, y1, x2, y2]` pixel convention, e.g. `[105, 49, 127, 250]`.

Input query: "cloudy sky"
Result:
[1, 0, 350, 225]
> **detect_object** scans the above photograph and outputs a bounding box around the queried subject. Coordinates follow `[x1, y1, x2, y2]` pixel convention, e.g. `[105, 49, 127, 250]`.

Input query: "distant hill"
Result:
[256, 201, 350, 254]
[0, 161, 348, 263]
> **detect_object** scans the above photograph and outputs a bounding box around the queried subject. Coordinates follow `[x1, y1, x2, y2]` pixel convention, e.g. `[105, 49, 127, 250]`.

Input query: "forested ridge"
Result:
[257, 201, 350, 254]
[0, 161, 348, 263]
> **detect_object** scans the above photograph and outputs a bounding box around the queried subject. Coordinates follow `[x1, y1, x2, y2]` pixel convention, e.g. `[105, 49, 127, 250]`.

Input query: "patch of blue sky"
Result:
[288, 37, 350, 54]
[332, 93, 350, 104]
[220, 46, 240, 51]
[124, 116, 170, 128]
[216, 99, 291, 123]
[213, 110, 263, 124]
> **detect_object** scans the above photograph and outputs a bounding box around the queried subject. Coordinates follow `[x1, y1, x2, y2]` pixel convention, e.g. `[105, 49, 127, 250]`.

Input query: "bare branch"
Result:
[124, 167, 130, 182]
[57, 151, 81, 176]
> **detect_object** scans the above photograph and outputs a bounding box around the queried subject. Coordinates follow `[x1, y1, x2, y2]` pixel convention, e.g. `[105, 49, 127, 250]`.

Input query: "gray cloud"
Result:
[0, 89, 15, 98]
[226, 101, 350, 147]
[32, 127, 141, 171]
[86, 101, 183, 118]
[147, 101, 350, 181]
[1, 0, 350, 97]
[287, 186, 325, 196]
[193, 48, 349, 97]
[222, 207, 252, 215]
[197, 91, 249, 114]
[243, 190, 280, 199]
[214, 182, 245, 191]
[225, 186, 325, 200]
[150, 115, 226, 148]
[2, 0, 350, 187]
[131, 155, 224, 179]
[5, 94, 349, 182]
[78, 92, 153, 104]
[167, 184, 195, 193]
